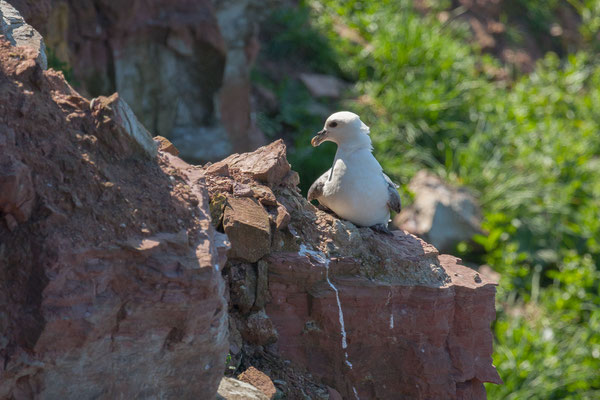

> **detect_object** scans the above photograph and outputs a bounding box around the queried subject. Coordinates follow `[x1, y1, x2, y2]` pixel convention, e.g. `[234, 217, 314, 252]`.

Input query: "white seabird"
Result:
[307, 111, 401, 232]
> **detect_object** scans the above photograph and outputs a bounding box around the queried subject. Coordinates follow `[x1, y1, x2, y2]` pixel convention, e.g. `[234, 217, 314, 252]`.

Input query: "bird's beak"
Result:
[311, 129, 327, 147]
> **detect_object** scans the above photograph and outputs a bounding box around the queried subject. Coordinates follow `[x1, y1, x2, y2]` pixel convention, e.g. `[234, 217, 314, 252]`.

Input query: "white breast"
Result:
[320, 149, 390, 227]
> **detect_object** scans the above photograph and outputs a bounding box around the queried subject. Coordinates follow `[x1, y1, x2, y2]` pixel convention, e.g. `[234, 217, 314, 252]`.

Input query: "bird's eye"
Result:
[329, 121, 338, 128]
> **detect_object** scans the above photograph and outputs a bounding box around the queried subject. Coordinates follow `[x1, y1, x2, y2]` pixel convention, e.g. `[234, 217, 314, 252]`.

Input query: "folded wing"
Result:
[383, 173, 401, 213]
[307, 169, 331, 202]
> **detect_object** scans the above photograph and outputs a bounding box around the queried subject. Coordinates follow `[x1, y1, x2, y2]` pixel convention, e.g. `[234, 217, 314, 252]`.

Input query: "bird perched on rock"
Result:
[307, 111, 401, 233]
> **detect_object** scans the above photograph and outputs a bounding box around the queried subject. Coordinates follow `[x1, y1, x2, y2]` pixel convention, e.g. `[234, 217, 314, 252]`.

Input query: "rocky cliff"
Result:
[0, 6, 500, 398]
[0, 37, 228, 399]
[205, 141, 502, 399]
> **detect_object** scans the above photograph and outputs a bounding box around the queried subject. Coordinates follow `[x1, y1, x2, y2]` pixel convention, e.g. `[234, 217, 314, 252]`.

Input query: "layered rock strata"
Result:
[0, 37, 228, 399]
[205, 141, 502, 400]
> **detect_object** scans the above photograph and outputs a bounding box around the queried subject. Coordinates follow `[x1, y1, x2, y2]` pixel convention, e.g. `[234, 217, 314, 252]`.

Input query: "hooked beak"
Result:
[311, 129, 327, 147]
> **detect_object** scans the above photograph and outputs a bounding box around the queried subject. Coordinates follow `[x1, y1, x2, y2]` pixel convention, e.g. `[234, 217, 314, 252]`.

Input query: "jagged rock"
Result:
[3, 0, 51, 30]
[217, 377, 270, 400]
[299, 73, 346, 98]
[154, 135, 179, 156]
[272, 204, 291, 230]
[394, 170, 484, 253]
[213, 140, 291, 186]
[234, 182, 254, 197]
[228, 314, 244, 358]
[223, 197, 272, 263]
[91, 93, 158, 159]
[0, 0, 47, 68]
[253, 185, 278, 206]
[0, 40, 228, 399]
[241, 310, 278, 346]
[208, 142, 500, 399]
[238, 367, 277, 400]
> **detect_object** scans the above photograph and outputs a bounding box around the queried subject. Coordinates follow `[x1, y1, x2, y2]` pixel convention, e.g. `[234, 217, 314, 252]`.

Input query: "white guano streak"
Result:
[298, 245, 354, 369]
[298, 244, 360, 399]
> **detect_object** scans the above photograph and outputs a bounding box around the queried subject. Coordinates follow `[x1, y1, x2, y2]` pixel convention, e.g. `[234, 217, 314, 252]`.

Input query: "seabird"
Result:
[307, 111, 401, 232]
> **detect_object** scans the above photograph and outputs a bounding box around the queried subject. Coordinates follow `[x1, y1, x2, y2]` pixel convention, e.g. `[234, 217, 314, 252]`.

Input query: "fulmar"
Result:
[307, 111, 401, 233]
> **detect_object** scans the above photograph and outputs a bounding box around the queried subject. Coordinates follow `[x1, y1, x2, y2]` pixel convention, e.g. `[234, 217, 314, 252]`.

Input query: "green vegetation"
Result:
[257, 0, 600, 398]
[46, 47, 77, 85]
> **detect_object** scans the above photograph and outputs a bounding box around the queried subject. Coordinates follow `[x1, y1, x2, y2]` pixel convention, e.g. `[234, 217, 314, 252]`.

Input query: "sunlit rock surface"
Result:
[206, 141, 502, 399]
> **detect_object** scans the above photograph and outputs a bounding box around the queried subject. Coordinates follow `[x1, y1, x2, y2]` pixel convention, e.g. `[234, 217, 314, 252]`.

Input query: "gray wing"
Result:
[307, 169, 330, 202]
[383, 173, 402, 213]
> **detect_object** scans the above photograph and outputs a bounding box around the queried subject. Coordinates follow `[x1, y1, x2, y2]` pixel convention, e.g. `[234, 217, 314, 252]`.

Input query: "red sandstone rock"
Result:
[154, 135, 180, 156]
[252, 185, 278, 206]
[327, 386, 343, 400]
[0, 40, 228, 399]
[207, 141, 501, 399]
[240, 310, 279, 346]
[91, 93, 158, 159]
[0, 10, 502, 398]
[0, 154, 35, 223]
[223, 197, 272, 263]
[265, 247, 502, 399]
[238, 367, 277, 399]
[215, 140, 291, 186]
[272, 204, 291, 230]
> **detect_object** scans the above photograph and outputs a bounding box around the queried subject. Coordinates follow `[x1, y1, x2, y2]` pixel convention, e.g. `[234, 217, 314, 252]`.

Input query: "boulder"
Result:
[394, 170, 484, 253]
[0, 39, 228, 399]
[223, 197, 272, 263]
[217, 377, 270, 400]
[238, 367, 277, 400]
[91, 93, 158, 159]
[0, 0, 47, 68]
[240, 310, 278, 346]
[212, 139, 291, 186]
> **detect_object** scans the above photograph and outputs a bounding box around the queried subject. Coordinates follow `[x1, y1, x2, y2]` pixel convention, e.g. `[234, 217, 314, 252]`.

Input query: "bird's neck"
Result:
[335, 137, 373, 157]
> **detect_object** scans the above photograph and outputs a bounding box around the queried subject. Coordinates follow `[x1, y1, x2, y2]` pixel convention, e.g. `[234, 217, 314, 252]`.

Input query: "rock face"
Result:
[0, 38, 228, 399]
[11, 0, 275, 163]
[0, 0, 47, 68]
[394, 170, 484, 253]
[205, 142, 501, 399]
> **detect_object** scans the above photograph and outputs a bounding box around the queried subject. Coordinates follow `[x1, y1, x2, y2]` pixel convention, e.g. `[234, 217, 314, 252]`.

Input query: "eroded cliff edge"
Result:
[0, 38, 228, 398]
[206, 141, 502, 400]
[0, 21, 500, 400]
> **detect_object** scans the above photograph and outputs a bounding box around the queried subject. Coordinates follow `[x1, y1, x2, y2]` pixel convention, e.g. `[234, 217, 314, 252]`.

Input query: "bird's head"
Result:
[311, 111, 371, 149]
